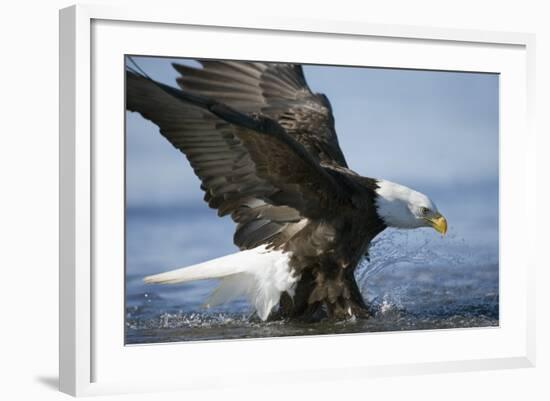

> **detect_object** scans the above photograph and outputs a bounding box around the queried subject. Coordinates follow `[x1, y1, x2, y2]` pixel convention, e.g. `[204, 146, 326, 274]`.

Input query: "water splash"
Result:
[126, 311, 253, 331]
[356, 227, 475, 286]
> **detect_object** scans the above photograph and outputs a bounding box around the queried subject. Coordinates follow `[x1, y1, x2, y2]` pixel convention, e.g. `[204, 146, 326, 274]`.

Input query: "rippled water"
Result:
[126, 224, 499, 344]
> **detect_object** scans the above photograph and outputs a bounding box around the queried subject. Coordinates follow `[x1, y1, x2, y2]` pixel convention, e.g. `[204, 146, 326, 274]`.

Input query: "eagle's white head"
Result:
[374, 179, 447, 234]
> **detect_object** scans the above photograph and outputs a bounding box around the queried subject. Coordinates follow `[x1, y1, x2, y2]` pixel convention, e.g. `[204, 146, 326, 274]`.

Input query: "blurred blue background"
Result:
[125, 56, 499, 342]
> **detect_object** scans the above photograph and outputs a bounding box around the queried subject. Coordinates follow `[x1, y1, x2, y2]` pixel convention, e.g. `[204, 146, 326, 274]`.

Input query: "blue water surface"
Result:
[125, 181, 499, 344]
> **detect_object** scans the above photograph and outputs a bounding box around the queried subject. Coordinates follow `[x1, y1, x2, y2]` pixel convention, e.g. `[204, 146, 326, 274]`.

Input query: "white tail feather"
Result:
[143, 246, 297, 321]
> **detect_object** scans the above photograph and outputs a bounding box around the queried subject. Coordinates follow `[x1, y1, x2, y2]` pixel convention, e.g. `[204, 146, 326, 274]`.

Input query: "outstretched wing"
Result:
[126, 70, 347, 250]
[173, 61, 349, 167]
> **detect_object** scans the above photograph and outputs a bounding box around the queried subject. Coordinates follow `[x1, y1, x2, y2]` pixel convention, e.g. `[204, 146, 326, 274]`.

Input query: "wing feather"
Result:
[174, 60, 348, 167]
[126, 69, 345, 250]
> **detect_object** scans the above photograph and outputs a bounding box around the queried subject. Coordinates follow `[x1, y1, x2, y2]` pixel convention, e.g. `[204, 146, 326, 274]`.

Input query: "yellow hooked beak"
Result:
[426, 213, 448, 235]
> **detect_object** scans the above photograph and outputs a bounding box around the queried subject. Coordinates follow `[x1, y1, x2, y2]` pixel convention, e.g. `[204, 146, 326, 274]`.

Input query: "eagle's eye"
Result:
[420, 207, 430, 216]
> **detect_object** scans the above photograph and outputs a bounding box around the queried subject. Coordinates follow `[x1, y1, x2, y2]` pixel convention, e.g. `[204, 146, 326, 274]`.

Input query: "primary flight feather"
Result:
[127, 60, 447, 321]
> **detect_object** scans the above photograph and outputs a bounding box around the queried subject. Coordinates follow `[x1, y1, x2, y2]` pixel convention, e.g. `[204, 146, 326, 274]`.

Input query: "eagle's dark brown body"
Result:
[126, 60, 389, 320]
[274, 173, 387, 320]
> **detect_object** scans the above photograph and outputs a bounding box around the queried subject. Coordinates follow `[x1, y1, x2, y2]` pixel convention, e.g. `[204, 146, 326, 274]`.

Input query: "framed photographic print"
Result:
[124, 55, 498, 343]
[59, 4, 536, 396]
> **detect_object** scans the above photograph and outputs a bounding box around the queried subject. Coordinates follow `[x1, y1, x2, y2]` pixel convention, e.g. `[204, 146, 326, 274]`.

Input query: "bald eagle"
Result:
[126, 60, 447, 322]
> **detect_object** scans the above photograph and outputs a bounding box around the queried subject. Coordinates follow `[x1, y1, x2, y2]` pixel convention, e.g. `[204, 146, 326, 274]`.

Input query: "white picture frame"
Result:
[59, 4, 536, 397]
